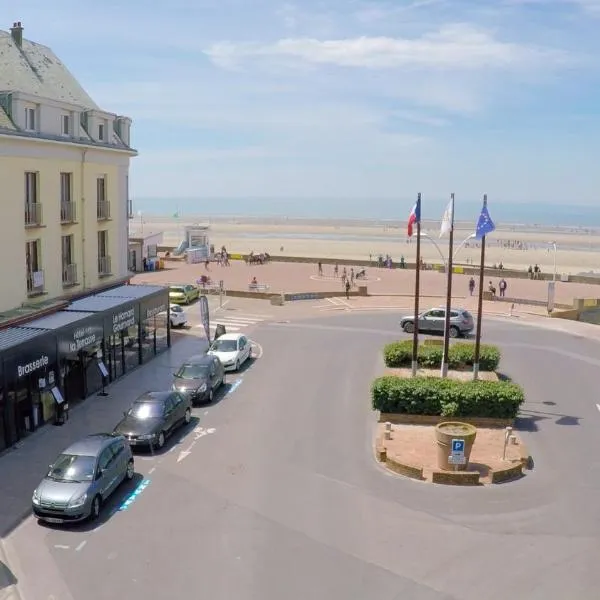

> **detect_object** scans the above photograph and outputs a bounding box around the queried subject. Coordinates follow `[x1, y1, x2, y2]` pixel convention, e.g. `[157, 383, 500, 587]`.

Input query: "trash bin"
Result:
[435, 421, 477, 471]
[214, 324, 226, 340]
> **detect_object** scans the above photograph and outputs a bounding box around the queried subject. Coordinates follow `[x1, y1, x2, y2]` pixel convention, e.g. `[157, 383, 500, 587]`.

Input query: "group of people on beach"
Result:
[468, 276, 508, 298]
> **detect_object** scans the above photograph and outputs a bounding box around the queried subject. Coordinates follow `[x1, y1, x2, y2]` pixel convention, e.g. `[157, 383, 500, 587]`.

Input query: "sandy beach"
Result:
[131, 216, 600, 276]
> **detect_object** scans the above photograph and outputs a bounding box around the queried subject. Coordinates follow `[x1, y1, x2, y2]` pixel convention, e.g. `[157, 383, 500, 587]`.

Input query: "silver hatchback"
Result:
[400, 307, 474, 338]
[32, 433, 135, 524]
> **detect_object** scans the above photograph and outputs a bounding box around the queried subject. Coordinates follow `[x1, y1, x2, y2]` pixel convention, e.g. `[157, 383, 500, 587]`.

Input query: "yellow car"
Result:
[169, 284, 200, 305]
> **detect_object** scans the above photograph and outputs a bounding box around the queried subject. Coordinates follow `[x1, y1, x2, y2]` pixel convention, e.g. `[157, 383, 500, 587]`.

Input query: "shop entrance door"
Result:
[64, 358, 84, 403]
[107, 334, 125, 381]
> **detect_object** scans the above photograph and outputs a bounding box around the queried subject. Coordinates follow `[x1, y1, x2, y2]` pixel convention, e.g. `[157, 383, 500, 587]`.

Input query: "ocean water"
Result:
[133, 197, 600, 229]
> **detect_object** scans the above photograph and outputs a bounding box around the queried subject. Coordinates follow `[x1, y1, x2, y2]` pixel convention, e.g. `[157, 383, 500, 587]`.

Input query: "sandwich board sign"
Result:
[448, 438, 466, 465]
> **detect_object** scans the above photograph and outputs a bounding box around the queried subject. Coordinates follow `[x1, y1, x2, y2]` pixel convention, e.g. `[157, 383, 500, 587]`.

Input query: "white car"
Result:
[207, 333, 252, 372]
[170, 305, 188, 328]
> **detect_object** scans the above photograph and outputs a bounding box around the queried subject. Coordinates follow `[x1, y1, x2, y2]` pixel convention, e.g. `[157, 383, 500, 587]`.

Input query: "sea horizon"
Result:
[132, 197, 600, 229]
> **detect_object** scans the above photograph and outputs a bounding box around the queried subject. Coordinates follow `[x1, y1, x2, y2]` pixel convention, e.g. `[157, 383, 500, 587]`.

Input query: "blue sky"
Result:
[11, 0, 600, 204]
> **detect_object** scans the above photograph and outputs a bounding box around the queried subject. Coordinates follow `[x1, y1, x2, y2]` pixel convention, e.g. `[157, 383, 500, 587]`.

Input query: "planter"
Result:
[435, 421, 477, 471]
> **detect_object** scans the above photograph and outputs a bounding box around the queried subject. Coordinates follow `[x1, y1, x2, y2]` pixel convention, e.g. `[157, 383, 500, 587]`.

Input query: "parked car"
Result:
[400, 307, 474, 338]
[32, 433, 135, 524]
[169, 284, 200, 305]
[172, 354, 225, 404]
[113, 391, 192, 450]
[207, 333, 252, 372]
[169, 305, 188, 328]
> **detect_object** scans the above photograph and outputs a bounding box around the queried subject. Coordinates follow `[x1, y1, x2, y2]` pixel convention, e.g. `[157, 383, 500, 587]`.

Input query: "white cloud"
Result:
[205, 24, 571, 70]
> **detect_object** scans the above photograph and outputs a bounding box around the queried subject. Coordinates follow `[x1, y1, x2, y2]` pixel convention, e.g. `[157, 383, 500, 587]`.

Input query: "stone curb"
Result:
[379, 413, 514, 429]
[375, 440, 423, 481]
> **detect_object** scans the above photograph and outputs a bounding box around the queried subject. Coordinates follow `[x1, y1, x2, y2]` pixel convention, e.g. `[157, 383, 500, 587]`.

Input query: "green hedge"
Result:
[371, 376, 524, 419]
[383, 340, 500, 371]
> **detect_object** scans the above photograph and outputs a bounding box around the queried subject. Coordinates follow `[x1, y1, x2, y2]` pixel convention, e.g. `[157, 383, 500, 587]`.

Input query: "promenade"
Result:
[133, 259, 600, 307]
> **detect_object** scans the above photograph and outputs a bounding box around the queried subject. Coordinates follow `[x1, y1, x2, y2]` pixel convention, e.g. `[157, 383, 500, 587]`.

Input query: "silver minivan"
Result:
[32, 433, 135, 524]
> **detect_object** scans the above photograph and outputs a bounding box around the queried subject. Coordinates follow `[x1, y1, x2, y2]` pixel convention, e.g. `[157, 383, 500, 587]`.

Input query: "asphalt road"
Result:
[6, 311, 600, 600]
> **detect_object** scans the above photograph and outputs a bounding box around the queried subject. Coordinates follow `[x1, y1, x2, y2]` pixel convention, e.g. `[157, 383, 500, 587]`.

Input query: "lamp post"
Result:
[138, 210, 144, 236]
[548, 241, 557, 281]
[418, 231, 477, 266]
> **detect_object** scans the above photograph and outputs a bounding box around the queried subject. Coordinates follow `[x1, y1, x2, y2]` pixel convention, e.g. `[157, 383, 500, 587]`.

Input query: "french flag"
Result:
[407, 195, 421, 237]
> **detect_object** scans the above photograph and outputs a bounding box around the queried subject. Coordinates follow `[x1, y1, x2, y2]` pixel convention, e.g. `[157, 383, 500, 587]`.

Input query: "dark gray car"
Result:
[32, 433, 134, 524]
[172, 354, 225, 404]
[113, 391, 192, 450]
[400, 307, 474, 337]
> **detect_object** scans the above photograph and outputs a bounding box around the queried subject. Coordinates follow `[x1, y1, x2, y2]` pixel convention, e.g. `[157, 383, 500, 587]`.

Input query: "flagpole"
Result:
[473, 194, 487, 381]
[411, 193, 422, 377]
[441, 193, 455, 378]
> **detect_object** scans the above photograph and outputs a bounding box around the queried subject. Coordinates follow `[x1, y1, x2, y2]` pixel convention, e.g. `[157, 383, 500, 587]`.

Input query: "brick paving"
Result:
[132, 259, 600, 305]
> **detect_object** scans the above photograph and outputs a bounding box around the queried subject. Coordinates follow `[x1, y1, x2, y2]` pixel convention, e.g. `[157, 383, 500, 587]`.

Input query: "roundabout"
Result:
[5, 308, 600, 600]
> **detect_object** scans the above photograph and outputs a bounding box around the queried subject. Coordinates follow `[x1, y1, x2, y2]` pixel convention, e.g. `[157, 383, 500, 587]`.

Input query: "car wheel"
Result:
[208, 389, 214, 403]
[403, 322, 414, 333]
[125, 459, 135, 481]
[184, 408, 192, 424]
[449, 326, 459, 338]
[90, 495, 101, 520]
[156, 431, 165, 449]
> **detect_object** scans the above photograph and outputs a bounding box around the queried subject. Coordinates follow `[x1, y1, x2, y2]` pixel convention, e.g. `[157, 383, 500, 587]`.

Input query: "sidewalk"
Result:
[0, 542, 19, 600]
[0, 335, 205, 541]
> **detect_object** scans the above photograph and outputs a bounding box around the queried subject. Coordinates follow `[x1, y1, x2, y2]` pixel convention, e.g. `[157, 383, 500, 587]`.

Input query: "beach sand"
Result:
[132, 217, 600, 275]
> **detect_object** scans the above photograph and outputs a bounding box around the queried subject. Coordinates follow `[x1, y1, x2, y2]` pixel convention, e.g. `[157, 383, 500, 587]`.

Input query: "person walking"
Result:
[468, 277, 475, 296]
[318, 261, 323, 276]
[345, 279, 351, 299]
[499, 278, 507, 298]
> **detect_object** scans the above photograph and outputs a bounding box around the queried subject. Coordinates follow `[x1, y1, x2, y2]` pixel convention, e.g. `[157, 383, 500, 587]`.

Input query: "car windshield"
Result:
[128, 401, 164, 419]
[175, 364, 209, 379]
[170, 287, 185, 294]
[462, 311, 473, 319]
[211, 339, 237, 352]
[48, 454, 96, 482]
[171, 305, 183, 313]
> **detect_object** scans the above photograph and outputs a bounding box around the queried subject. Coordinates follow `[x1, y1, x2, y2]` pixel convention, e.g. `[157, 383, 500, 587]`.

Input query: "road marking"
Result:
[228, 378, 243, 394]
[326, 297, 339, 305]
[249, 339, 263, 359]
[75, 540, 87, 552]
[118, 479, 151, 511]
[54, 545, 70, 550]
[177, 427, 216, 462]
[198, 324, 241, 331]
[596, 404, 600, 412]
[148, 467, 156, 474]
[213, 299, 230, 312]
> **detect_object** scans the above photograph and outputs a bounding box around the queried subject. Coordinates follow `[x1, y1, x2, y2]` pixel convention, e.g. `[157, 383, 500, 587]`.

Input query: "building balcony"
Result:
[98, 255, 112, 277]
[62, 263, 78, 287]
[26, 269, 45, 296]
[25, 202, 43, 227]
[97, 201, 111, 220]
[60, 201, 77, 224]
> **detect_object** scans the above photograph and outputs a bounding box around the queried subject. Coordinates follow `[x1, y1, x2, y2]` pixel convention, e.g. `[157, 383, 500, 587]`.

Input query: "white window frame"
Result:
[98, 123, 105, 141]
[62, 114, 70, 135]
[25, 107, 36, 131]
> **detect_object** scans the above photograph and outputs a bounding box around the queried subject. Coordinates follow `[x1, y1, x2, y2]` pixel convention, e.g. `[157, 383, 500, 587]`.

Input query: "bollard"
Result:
[384, 430, 392, 441]
[502, 426, 513, 460]
[384, 422, 392, 431]
[510, 435, 517, 445]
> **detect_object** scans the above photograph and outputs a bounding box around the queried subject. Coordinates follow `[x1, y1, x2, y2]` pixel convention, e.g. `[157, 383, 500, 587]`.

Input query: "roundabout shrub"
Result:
[371, 376, 524, 419]
[383, 340, 500, 371]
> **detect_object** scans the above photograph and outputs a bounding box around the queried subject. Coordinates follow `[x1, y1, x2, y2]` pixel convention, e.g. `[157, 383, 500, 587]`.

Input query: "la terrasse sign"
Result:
[18, 354, 49, 378]
[112, 307, 136, 333]
[69, 326, 98, 353]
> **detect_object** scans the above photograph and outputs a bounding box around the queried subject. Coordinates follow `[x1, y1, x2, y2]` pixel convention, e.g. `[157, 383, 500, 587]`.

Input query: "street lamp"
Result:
[418, 231, 477, 266]
[548, 241, 557, 281]
[453, 233, 476, 262]
[137, 210, 144, 235]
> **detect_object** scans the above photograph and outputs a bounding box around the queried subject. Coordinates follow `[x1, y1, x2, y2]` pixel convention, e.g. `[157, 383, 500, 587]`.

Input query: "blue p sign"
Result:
[452, 439, 465, 453]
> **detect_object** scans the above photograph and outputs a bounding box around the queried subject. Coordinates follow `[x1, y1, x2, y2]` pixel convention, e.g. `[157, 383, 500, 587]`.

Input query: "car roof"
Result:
[183, 354, 213, 365]
[63, 433, 117, 456]
[169, 284, 187, 289]
[215, 333, 244, 341]
[134, 391, 171, 403]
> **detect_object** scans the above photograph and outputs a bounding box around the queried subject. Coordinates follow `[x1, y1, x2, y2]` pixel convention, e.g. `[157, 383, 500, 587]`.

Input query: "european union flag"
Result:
[475, 199, 495, 240]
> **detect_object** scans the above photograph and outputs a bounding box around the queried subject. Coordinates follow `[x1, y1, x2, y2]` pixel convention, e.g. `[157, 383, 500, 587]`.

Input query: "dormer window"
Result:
[98, 123, 105, 141]
[62, 114, 70, 135]
[25, 107, 36, 131]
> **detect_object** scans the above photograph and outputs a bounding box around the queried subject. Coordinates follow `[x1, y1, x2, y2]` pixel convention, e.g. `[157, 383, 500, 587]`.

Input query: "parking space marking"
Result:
[118, 479, 151, 512]
[75, 540, 87, 552]
[148, 467, 156, 474]
[228, 379, 243, 394]
[249, 339, 263, 359]
[177, 427, 216, 463]
[54, 544, 70, 550]
[596, 404, 600, 413]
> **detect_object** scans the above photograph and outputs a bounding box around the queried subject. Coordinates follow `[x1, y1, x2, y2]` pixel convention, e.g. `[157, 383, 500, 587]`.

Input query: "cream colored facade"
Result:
[0, 22, 136, 314]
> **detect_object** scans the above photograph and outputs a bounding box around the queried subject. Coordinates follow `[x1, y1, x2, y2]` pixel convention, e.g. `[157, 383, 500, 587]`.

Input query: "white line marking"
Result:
[148, 467, 156, 474]
[249, 339, 263, 359]
[212, 319, 261, 326]
[75, 540, 87, 552]
[326, 297, 338, 305]
[203, 410, 209, 415]
[213, 299, 230, 312]
[198, 324, 241, 331]
[225, 312, 272, 318]
[54, 545, 70, 550]
[596, 404, 600, 412]
[334, 296, 353, 308]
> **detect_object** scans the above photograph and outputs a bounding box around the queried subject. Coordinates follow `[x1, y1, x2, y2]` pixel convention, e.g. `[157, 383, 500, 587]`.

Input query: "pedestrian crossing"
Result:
[196, 312, 271, 332]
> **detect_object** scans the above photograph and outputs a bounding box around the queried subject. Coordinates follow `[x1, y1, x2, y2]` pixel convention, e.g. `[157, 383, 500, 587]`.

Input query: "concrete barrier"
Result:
[490, 463, 523, 484]
[432, 470, 480, 485]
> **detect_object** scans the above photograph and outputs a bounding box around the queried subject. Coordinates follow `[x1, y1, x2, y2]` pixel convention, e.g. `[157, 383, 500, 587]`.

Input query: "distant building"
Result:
[0, 21, 137, 314]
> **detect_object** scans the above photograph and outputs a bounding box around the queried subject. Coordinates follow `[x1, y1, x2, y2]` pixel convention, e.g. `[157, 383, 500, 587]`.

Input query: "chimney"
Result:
[10, 21, 23, 48]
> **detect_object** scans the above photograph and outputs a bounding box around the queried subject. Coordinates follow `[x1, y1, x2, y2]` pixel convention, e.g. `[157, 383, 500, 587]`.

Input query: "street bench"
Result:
[248, 283, 270, 292]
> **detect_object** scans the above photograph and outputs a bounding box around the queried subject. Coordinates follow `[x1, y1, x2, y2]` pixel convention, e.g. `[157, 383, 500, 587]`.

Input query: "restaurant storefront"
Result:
[65, 296, 141, 382]
[0, 284, 170, 449]
[20, 312, 105, 405]
[0, 328, 58, 449]
[97, 285, 170, 364]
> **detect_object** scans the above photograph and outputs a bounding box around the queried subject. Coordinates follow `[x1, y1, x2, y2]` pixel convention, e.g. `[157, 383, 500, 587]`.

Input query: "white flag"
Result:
[439, 198, 454, 238]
